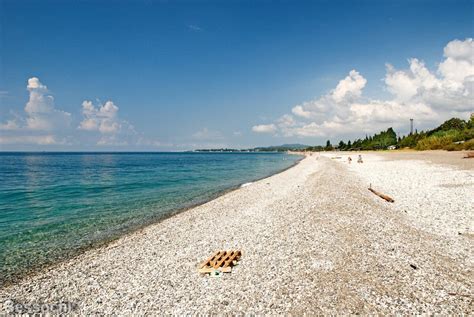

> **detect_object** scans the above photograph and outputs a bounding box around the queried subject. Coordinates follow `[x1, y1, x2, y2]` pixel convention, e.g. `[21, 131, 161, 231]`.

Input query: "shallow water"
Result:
[0, 152, 301, 283]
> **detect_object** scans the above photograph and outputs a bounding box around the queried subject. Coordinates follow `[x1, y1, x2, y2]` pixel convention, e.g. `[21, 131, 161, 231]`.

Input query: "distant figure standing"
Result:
[348, 156, 352, 164]
[357, 155, 363, 163]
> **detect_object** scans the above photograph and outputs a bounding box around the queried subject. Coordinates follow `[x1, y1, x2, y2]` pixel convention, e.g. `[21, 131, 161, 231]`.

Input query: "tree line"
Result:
[305, 115, 474, 151]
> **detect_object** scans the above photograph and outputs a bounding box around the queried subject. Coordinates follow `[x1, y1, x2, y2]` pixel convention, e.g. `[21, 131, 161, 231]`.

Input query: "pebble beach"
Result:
[1, 151, 473, 314]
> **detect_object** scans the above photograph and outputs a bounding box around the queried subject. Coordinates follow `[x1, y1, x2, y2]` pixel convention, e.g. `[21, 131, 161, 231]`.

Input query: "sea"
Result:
[0, 152, 302, 283]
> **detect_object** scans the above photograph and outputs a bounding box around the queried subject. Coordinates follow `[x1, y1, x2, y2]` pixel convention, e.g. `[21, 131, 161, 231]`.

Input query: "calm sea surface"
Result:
[0, 152, 301, 283]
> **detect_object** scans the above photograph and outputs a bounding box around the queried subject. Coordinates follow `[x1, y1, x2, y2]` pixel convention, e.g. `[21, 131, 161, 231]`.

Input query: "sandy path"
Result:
[1, 155, 472, 314]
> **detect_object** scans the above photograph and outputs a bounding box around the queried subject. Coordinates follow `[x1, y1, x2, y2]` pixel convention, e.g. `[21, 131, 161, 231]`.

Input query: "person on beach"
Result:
[348, 156, 352, 164]
[357, 155, 363, 163]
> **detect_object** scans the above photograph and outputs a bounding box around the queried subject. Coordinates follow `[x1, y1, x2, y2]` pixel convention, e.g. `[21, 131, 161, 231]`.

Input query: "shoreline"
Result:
[0, 153, 305, 288]
[330, 149, 472, 167]
[1, 151, 472, 314]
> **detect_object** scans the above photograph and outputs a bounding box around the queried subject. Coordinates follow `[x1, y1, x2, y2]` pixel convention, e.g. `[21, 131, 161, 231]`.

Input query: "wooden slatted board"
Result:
[198, 250, 242, 274]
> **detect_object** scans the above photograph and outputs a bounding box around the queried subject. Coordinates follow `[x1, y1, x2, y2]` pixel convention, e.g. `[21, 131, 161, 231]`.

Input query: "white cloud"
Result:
[97, 135, 128, 146]
[0, 135, 59, 145]
[0, 77, 71, 145]
[79, 100, 123, 134]
[1, 77, 153, 148]
[252, 124, 277, 133]
[0, 119, 20, 131]
[254, 38, 474, 138]
[385, 60, 437, 102]
[78, 100, 141, 146]
[277, 114, 296, 128]
[439, 38, 474, 82]
[188, 24, 203, 32]
[23, 77, 71, 131]
[292, 105, 313, 118]
[331, 70, 367, 103]
[443, 38, 473, 60]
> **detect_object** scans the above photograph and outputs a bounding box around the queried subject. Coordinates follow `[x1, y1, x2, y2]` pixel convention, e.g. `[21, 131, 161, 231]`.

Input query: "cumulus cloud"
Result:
[78, 100, 139, 146]
[252, 124, 277, 133]
[384, 56, 472, 113]
[1, 77, 155, 148]
[23, 77, 72, 131]
[440, 38, 474, 81]
[0, 77, 71, 145]
[292, 105, 313, 118]
[79, 100, 121, 134]
[331, 70, 367, 103]
[254, 38, 474, 138]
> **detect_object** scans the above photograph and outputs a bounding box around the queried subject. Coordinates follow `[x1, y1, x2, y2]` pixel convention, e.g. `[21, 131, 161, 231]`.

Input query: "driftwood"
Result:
[447, 292, 473, 298]
[368, 185, 394, 203]
[463, 152, 474, 159]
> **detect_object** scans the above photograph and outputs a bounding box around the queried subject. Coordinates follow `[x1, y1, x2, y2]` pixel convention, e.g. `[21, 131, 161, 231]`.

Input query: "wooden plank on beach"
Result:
[368, 187, 395, 203]
[222, 250, 241, 268]
[214, 252, 231, 268]
[198, 250, 242, 274]
[210, 251, 225, 268]
[199, 251, 220, 269]
[198, 266, 232, 273]
[216, 250, 241, 268]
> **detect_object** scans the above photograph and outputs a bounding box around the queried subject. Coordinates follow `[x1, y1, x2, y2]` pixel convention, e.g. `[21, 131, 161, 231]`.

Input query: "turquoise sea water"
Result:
[0, 152, 301, 283]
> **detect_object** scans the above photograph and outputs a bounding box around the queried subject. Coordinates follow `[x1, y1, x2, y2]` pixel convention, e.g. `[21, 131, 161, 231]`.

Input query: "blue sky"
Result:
[0, 0, 473, 150]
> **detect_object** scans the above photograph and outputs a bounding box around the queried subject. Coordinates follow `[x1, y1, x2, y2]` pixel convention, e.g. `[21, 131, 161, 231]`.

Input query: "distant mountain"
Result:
[253, 144, 309, 151]
[194, 144, 310, 152]
[279, 144, 309, 149]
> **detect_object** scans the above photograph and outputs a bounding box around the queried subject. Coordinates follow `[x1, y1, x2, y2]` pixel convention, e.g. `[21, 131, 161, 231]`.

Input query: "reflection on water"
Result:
[0, 152, 301, 283]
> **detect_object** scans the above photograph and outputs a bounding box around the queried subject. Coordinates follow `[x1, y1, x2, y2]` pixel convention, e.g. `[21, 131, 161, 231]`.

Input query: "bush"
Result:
[444, 143, 463, 151]
[431, 129, 464, 141]
[415, 135, 454, 150]
[463, 139, 474, 150]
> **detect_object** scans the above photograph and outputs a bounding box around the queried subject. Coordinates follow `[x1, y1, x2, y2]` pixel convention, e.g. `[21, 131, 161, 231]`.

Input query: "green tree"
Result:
[338, 140, 346, 150]
[436, 118, 467, 132]
[325, 140, 333, 151]
[468, 113, 474, 129]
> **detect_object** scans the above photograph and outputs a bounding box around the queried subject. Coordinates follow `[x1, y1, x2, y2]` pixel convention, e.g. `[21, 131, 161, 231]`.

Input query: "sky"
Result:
[0, 0, 473, 151]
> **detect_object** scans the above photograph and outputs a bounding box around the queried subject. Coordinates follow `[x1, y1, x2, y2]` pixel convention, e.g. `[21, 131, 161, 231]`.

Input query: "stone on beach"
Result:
[0, 152, 472, 315]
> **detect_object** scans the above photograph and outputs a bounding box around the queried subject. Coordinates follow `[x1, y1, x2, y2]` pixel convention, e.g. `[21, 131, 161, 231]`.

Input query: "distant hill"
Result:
[253, 144, 309, 152]
[194, 144, 310, 152]
[280, 144, 310, 149]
